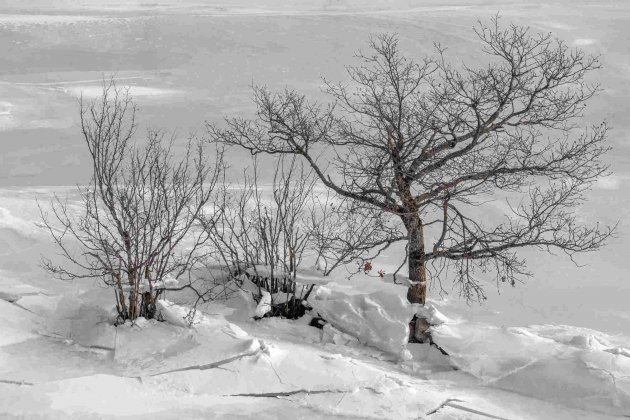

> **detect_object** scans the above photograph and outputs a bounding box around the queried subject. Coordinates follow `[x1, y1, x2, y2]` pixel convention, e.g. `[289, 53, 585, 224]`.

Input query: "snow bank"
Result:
[416, 302, 450, 326]
[309, 282, 417, 357]
[431, 318, 630, 416]
[156, 298, 196, 327]
[321, 323, 359, 346]
[223, 289, 258, 322]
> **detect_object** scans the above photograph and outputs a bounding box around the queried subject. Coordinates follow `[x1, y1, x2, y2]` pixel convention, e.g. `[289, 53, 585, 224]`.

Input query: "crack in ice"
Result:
[426, 398, 509, 419]
[145, 341, 265, 377]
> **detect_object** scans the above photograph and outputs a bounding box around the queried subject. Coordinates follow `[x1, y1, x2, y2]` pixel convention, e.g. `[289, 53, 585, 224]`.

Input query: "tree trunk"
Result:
[128, 269, 138, 320]
[404, 212, 427, 305]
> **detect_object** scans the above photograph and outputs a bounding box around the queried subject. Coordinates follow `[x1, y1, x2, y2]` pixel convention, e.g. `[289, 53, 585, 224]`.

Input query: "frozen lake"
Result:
[1, 0, 629, 184]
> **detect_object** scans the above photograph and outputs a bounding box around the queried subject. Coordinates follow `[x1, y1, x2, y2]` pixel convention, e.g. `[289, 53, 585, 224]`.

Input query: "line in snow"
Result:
[426, 398, 510, 420]
[145, 342, 264, 377]
[0, 76, 150, 87]
[223, 385, 383, 398]
[0, 379, 34, 386]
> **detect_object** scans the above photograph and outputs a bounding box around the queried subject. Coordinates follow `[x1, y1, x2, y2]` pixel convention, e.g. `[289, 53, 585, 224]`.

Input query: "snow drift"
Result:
[431, 313, 630, 417]
[309, 282, 417, 357]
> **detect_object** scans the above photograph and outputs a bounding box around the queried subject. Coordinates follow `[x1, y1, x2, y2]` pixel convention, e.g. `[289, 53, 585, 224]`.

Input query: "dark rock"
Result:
[255, 297, 311, 320]
[309, 316, 327, 329]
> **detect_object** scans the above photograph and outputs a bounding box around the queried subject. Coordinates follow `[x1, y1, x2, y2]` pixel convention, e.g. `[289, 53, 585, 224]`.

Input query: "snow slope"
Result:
[430, 309, 630, 417]
[0, 188, 628, 419]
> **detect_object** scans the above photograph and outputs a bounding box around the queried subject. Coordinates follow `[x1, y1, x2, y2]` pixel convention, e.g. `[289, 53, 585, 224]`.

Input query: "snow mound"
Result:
[416, 302, 450, 325]
[321, 323, 359, 346]
[431, 319, 630, 416]
[156, 298, 197, 327]
[254, 289, 272, 318]
[223, 288, 258, 322]
[113, 318, 199, 366]
[309, 283, 416, 357]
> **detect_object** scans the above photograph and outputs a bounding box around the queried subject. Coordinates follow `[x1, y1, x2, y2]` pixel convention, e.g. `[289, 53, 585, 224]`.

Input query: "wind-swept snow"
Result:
[1, 188, 628, 419]
[431, 313, 630, 417]
[309, 282, 417, 357]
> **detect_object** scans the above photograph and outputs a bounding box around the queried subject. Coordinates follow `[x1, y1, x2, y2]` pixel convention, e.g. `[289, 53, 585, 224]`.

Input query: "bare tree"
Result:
[309, 192, 404, 277]
[203, 156, 401, 317]
[39, 80, 224, 322]
[207, 18, 615, 304]
[203, 157, 316, 315]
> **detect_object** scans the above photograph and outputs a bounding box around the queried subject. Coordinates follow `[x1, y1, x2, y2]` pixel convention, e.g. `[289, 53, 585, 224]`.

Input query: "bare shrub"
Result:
[203, 156, 401, 318]
[39, 80, 224, 323]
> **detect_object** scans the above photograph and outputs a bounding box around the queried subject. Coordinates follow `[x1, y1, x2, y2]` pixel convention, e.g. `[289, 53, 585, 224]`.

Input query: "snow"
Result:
[0, 211, 626, 419]
[244, 264, 284, 279]
[155, 299, 195, 327]
[0, 298, 39, 346]
[62, 85, 183, 100]
[295, 267, 330, 286]
[0, 14, 103, 27]
[254, 289, 272, 318]
[1, 0, 629, 415]
[321, 323, 359, 346]
[416, 302, 450, 326]
[574, 38, 597, 46]
[309, 282, 417, 357]
[430, 313, 630, 417]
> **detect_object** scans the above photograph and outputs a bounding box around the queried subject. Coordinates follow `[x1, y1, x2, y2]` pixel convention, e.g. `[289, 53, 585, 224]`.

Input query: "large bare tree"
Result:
[208, 18, 615, 304]
[40, 81, 224, 322]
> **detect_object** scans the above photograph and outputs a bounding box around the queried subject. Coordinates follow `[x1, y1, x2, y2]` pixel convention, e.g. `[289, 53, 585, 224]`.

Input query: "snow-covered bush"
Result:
[202, 156, 317, 318]
[39, 80, 224, 323]
[203, 155, 400, 319]
[202, 154, 394, 318]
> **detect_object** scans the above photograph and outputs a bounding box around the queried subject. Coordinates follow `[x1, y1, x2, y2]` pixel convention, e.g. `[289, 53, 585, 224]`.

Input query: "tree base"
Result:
[408, 314, 449, 356]
[254, 297, 311, 320]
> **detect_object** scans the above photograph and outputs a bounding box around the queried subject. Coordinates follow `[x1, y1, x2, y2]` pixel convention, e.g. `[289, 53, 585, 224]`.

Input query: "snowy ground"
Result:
[1, 1, 629, 418]
[1, 188, 629, 419]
